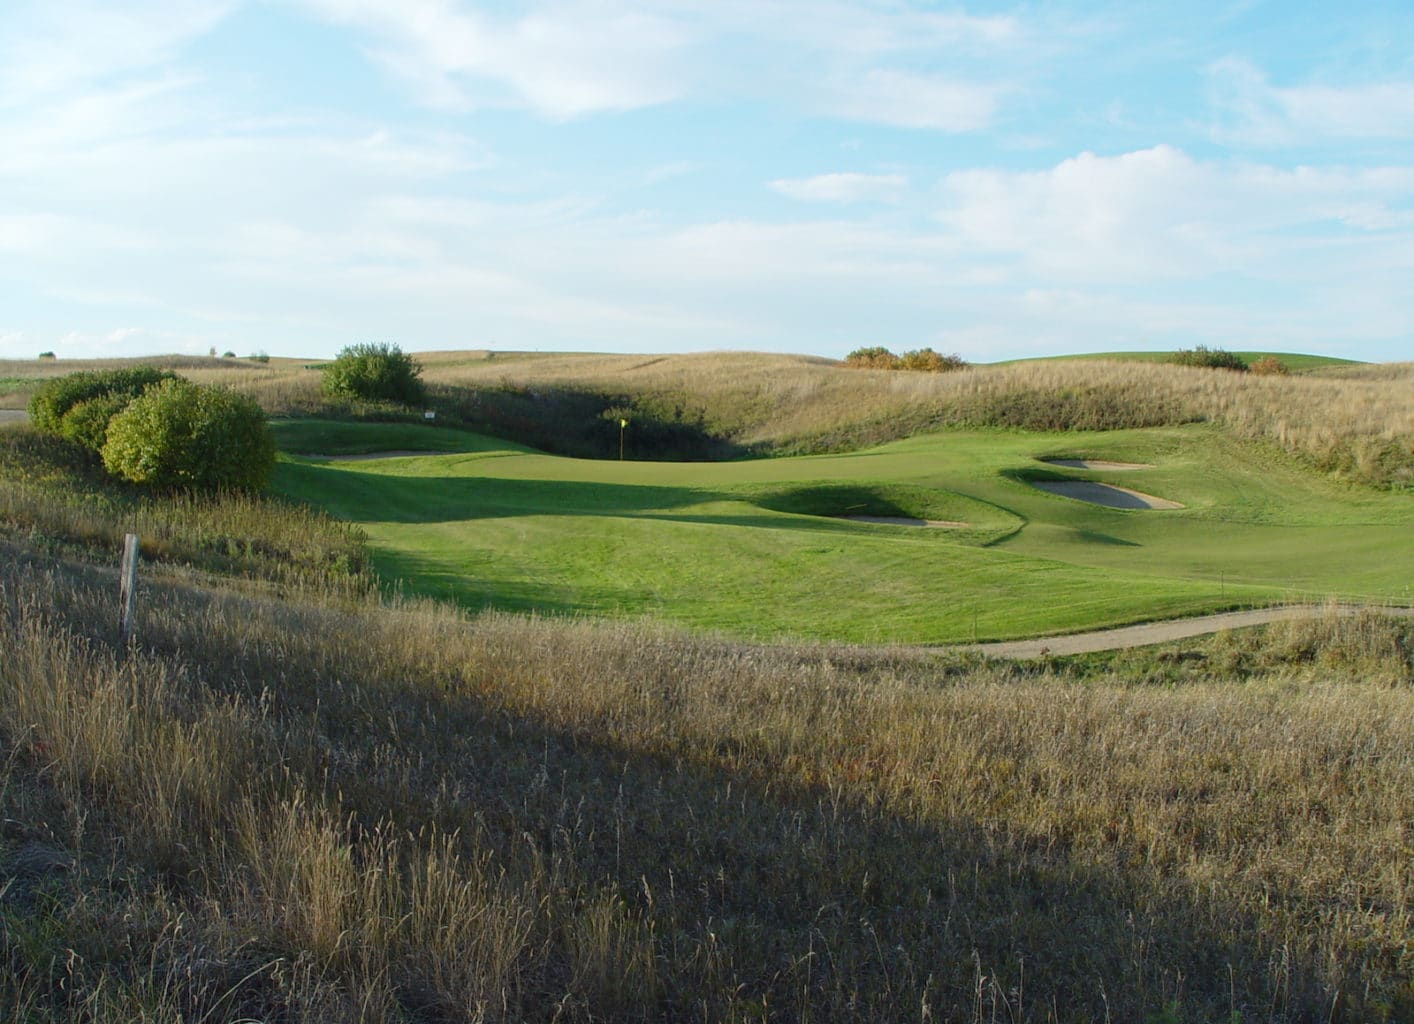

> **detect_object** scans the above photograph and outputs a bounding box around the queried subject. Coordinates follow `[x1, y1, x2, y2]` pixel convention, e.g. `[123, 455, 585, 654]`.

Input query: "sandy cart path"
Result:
[963, 605, 1414, 658]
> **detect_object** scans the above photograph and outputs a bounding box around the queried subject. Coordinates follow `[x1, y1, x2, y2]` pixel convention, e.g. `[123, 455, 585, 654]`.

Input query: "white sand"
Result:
[838, 515, 968, 528]
[1028, 480, 1184, 510]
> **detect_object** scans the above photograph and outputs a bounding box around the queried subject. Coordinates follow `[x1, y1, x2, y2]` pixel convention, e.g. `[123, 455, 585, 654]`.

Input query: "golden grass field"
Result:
[2, 547, 1411, 1022]
[6, 350, 1409, 484]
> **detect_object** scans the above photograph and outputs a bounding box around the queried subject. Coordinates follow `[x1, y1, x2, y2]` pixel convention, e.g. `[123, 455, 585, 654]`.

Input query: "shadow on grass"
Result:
[58, 560, 1371, 1024]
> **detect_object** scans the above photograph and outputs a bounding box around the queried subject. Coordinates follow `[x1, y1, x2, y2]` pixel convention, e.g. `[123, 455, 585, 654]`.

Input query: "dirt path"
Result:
[0, 410, 29, 425]
[962, 604, 1414, 658]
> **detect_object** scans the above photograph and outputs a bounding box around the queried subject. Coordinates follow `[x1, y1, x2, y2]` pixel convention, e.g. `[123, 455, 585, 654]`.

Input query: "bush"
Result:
[28, 367, 177, 440]
[1249, 356, 1289, 376]
[898, 348, 967, 373]
[102, 379, 276, 491]
[322, 342, 426, 405]
[844, 347, 901, 370]
[1169, 346, 1248, 371]
[37, 351, 56, 360]
[58, 394, 131, 452]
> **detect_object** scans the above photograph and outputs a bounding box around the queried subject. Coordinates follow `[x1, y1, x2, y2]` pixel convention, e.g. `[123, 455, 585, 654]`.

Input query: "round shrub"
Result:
[1249, 356, 1290, 376]
[101, 379, 276, 491]
[28, 367, 176, 437]
[321, 342, 426, 405]
[58, 394, 131, 452]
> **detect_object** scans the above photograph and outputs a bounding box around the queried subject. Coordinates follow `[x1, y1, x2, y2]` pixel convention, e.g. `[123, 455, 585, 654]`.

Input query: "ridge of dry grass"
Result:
[4, 351, 1410, 485]
[1, 545, 1410, 1021]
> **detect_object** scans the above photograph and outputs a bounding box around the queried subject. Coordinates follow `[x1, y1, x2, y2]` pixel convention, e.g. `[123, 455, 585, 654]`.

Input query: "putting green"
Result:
[274, 421, 1413, 643]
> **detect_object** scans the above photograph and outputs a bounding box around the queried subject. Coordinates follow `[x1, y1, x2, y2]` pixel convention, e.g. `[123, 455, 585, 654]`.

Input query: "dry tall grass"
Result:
[2, 546, 1410, 1021]
[4, 351, 1411, 484]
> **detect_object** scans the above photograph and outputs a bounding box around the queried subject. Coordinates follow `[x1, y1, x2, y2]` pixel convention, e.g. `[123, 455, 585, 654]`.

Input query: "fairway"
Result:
[274, 421, 1413, 643]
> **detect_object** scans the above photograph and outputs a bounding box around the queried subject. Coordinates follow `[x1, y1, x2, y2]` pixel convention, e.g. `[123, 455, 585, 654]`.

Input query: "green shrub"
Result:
[1169, 346, 1248, 371]
[37, 351, 56, 360]
[102, 379, 276, 491]
[27, 367, 176, 437]
[322, 342, 426, 405]
[58, 394, 131, 452]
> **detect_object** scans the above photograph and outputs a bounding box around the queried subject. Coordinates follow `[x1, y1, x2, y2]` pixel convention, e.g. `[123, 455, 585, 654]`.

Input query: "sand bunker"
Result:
[1040, 458, 1154, 470]
[1028, 480, 1183, 510]
[838, 515, 968, 528]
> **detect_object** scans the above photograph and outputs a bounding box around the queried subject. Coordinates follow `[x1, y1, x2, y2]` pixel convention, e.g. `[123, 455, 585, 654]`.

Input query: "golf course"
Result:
[273, 416, 1413, 644]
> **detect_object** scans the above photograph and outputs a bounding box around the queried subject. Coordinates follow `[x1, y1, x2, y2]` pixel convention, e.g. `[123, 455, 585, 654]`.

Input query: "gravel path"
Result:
[962, 604, 1414, 658]
[0, 410, 28, 425]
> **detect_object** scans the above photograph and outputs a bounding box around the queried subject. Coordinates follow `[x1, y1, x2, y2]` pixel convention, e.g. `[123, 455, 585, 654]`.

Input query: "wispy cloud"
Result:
[295, 0, 1020, 129]
[1208, 59, 1414, 145]
[939, 145, 1414, 278]
[826, 70, 1004, 132]
[0, 0, 232, 105]
[295, 0, 688, 118]
[770, 173, 907, 203]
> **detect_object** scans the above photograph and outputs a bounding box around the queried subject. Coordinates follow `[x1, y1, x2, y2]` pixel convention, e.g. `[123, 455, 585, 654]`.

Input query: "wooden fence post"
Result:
[119, 533, 139, 645]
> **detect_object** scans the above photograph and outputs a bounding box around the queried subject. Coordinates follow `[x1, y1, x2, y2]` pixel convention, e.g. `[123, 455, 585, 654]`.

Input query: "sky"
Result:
[1, 1, 1412, 364]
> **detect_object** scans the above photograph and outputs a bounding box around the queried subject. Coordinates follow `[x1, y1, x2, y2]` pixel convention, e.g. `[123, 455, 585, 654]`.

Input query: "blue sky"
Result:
[2, 1, 1412, 363]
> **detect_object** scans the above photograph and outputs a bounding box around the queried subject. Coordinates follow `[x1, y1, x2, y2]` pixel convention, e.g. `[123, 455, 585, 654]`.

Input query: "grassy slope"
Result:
[994, 350, 1362, 372]
[274, 421, 1414, 643]
[4, 551, 1410, 1022]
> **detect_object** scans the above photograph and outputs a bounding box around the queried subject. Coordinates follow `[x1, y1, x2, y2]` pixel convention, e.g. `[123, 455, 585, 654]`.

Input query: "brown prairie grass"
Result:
[1, 546, 1410, 1022]
[3, 351, 1411, 484]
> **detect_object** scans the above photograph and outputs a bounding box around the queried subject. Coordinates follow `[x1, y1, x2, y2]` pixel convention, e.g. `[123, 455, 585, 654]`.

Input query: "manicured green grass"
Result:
[271, 417, 529, 456]
[993, 350, 1361, 372]
[275, 421, 1414, 643]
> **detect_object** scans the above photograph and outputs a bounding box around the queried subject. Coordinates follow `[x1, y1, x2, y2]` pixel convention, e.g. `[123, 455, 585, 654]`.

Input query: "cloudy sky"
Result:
[2, 1, 1412, 362]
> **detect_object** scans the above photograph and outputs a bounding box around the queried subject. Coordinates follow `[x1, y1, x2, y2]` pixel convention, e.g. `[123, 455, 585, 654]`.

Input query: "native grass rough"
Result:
[6, 353, 1412, 484]
[1, 549, 1411, 1022]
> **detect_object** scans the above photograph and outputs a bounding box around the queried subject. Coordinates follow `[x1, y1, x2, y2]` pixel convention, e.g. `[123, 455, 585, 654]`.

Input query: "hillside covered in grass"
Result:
[1, 352, 1411, 1021]
[4, 351, 1411, 486]
[2, 545, 1411, 1022]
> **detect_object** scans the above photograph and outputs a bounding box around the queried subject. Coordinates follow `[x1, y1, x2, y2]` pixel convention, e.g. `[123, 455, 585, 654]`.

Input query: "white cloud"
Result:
[295, 0, 1019, 129]
[769, 173, 907, 204]
[939, 145, 1414, 278]
[297, 0, 687, 118]
[827, 69, 1003, 132]
[0, 0, 232, 105]
[1208, 59, 1414, 145]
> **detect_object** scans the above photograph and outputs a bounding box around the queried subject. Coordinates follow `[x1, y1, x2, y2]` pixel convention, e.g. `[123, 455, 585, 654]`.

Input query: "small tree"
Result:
[102, 379, 275, 491]
[322, 342, 426, 405]
[1249, 356, 1289, 376]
